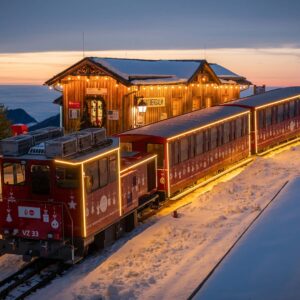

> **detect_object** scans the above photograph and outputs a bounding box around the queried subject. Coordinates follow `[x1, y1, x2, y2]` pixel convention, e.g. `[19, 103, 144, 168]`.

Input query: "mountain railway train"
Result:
[0, 87, 299, 263]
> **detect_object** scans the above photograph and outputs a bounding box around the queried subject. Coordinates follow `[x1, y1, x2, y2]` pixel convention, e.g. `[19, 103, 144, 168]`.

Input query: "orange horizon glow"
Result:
[0, 48, 299, 86]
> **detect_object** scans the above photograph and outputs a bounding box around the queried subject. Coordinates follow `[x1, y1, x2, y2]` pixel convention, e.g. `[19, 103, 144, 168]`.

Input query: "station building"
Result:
[45, 57, 251, 135]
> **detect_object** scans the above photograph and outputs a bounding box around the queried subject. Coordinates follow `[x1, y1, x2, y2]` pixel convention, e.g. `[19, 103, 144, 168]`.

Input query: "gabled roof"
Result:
[118, 105, 248, 140]
[210, 63, 252, 85]
[45, 57, 225, 86]
[226, 87, 300, 108]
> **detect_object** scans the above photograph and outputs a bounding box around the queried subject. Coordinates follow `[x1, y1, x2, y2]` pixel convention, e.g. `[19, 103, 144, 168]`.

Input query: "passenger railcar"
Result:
[0, 127, 157, 262]
[118, 106, 251, 198]
[225, 87, 300, 154]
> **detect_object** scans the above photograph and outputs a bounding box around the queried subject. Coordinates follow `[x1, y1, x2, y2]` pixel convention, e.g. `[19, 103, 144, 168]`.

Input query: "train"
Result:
[0, 86, 299, 263]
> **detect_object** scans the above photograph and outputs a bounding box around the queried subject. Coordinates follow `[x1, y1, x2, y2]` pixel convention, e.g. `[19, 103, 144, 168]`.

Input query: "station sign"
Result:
[138, 97, 165, 107]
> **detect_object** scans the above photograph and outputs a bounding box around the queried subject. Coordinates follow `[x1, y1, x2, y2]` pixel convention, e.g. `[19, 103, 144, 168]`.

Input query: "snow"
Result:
[0, 254, 26, 281]
[209, 63, 241, 78]
[194, 177, 300, 300]
[24, 142, 300, 300]
[90, 58, 203, 83]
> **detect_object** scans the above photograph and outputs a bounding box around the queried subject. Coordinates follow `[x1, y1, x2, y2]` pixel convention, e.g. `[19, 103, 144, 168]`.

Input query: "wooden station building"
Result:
[45, 58, 251, 135]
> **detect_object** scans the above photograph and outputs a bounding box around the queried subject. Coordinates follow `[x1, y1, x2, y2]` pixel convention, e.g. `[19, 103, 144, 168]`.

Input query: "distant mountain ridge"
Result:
[7, 108, 37, 124]
[6, 108, 59, 130]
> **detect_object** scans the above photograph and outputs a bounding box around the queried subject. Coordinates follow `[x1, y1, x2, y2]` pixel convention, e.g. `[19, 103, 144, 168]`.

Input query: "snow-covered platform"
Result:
[194, 177, 300, 300]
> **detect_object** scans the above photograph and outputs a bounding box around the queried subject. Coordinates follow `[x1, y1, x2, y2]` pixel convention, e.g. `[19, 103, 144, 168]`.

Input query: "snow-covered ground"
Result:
[13, 142, 300, 299]
[194, 177, 300, 300]
[0, 254, 26, 281]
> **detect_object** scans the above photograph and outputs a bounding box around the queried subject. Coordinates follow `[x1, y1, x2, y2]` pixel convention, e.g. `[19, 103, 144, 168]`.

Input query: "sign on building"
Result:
[107, 110, 119, 120]
[86, 88, 108, 95]
[138, 97, 165, 107]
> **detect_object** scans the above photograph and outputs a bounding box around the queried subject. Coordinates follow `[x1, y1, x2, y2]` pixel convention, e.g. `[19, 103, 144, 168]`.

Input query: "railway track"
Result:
[0, 258, 69, 300]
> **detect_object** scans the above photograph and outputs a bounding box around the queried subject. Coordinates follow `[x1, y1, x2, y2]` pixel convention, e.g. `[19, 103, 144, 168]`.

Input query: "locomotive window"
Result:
[99, 158, 108, 187]
[147, 143, 164, 168]
[109, 155, 117, 183]
[56, 166, 79, 189]
[3, 162, 25, 185]
[195, 132, 203, 155]
[180, 137, 189, 162]
[31, 165, 50, 195]
[85, 161, 99, 193]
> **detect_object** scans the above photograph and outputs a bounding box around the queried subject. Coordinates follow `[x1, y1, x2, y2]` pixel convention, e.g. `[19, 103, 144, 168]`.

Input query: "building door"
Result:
[82, 96, 107, 128]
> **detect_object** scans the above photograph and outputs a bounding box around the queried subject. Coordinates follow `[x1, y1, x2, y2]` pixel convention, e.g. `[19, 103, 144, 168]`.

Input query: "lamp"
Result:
[137, 99, 147, 113]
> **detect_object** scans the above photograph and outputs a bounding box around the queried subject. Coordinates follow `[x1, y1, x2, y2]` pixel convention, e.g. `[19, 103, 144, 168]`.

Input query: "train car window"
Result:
[31, 165, 50, 195]
[109, 155, 117, 183]
[172, 141, 180, 165]
[236, 118, 242, 138]
[121, 142, 132, 152]
[217, 124, 224, 146]
[147, 143, 164, 168]
[56, 166, 79, 189]
[290, 100, 296, 118]
[277, 104, 284, 122]
[244, 116, 249, 136]
[3, 162, 25, 185]
[285, 102, 290, 120]
[189, 135, 195, 158]
[271, 106, 278, 124]
[210, 127, 217, 149]
[266, 108, 272, 127]
[180, 137, 189, 162]
[195, 132, 203, 155]
[297, 99, 300, 116]
[203, 130, 210, 152]
[258, 110, 265, 129]
[224, 123, 230, 144]
[99, 158, 108, 188]
[147, 160, 156, 192]
[85, 161, 99, 193]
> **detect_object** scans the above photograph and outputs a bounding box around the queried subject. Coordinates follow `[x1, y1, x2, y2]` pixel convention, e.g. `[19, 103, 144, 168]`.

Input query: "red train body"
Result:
[225, 87, 300, 154]
[119, 106, 251, 198]
[1, 87, 300, 262]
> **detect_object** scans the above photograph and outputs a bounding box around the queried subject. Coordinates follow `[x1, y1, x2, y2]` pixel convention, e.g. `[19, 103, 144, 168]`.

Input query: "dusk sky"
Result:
[0, 0, 299, 85]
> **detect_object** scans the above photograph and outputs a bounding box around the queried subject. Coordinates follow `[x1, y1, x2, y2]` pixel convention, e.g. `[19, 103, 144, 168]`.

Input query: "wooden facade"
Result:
[45, 58, 249, 135]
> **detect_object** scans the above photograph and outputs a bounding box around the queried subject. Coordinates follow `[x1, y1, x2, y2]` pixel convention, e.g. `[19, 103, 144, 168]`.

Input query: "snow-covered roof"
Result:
[210, 63, 252, 85]
[45, 57, 251, 86]
[90, 58, 205, 84]
[194, 177, 300, 300]
[119, 106, 248, 139]
[227, 86, 300, 108]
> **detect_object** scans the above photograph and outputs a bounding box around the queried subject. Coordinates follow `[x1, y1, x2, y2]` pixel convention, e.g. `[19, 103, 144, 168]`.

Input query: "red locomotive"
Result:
[0, 127, 157, 262]
[1, 87, 300, 263]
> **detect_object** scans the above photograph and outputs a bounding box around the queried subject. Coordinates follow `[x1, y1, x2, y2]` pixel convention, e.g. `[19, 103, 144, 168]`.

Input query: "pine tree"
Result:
[0, 104, 12, 139]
